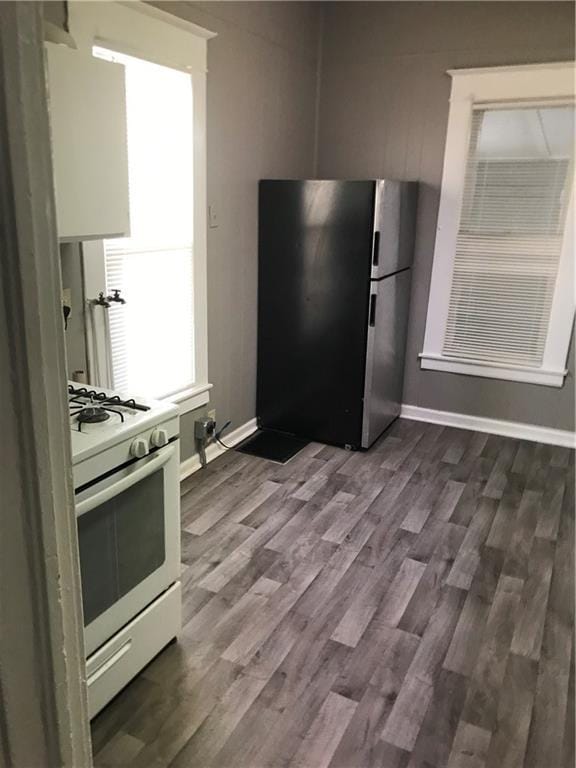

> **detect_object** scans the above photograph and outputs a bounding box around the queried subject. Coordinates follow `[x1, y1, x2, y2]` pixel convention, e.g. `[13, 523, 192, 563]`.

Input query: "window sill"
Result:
[419, 353, 567, 388]
[162, 382, 212, 415]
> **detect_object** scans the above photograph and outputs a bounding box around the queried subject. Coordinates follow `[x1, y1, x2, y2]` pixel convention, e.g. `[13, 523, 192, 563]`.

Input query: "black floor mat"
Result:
[236, 430, 309, 463]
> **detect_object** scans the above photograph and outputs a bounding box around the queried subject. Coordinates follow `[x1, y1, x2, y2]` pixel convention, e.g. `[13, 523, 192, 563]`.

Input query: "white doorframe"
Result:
[0, 4, 92, 766]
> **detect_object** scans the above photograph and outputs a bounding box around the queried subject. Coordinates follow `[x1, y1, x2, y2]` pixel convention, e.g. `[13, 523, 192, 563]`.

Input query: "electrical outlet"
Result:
[208, 409, 216, 423]
[195, 417, 216, 443]
[195, 418, 211, 440]
[208, 205, 219, 229]
[62, 287, 72, 330]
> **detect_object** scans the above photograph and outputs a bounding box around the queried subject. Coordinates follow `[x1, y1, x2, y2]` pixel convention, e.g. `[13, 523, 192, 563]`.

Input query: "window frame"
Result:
[421, 62, 575, 388]
[74, 1, 215, 414]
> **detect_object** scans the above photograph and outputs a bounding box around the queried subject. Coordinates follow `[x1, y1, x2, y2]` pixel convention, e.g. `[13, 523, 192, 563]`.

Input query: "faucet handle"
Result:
[109, 289, 126, 304]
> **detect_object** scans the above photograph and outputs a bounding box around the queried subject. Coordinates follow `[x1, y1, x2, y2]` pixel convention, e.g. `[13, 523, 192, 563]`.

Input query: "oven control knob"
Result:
[130, 438, 149, 459]
[150, 428, 168, 448]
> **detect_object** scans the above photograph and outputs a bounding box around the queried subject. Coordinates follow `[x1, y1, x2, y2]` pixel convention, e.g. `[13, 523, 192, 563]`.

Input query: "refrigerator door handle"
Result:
[372, 231, 380, 267]
[369, 293, 377, 327]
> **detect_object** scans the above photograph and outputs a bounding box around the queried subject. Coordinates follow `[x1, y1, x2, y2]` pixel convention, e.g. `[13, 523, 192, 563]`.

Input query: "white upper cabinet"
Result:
[45, 43, 130, 241]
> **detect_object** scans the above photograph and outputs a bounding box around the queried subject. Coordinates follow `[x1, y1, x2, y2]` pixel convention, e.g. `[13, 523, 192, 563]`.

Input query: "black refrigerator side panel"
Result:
[257, 180, 375, 447]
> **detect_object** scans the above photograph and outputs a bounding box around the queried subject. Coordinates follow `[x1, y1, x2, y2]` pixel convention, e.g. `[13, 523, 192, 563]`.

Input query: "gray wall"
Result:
[317, 1, 575, 431]
[155, 2, 322, 457]
[60, 242, 88, 377]
[43, 0, 67, 29]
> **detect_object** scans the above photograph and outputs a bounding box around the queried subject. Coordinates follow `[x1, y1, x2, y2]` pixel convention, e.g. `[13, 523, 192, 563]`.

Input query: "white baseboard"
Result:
[180, 418, 258, 481]
[180, 407, 573, 479]
[400, 405, 575, 449]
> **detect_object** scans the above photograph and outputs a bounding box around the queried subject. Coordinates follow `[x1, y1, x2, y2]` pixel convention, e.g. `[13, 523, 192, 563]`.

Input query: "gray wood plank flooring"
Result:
[91, 419, 574, 768]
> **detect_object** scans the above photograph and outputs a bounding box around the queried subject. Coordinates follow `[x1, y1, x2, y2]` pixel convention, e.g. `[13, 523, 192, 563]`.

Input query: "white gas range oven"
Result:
[68, 383, 181, 717]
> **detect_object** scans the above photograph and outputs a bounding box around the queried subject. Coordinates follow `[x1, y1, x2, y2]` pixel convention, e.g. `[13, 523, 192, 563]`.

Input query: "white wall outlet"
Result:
[208, 409, 216, 423]
[62, 287, 71, 307]
[208, 205, 219, 229]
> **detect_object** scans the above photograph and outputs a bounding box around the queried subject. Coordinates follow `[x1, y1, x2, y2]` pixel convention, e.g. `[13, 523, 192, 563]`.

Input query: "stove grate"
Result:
[68, 385, 151, 431]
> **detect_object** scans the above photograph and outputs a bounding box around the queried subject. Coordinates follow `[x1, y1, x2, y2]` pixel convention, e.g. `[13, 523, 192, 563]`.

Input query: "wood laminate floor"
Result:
[91, 419, 575, 768]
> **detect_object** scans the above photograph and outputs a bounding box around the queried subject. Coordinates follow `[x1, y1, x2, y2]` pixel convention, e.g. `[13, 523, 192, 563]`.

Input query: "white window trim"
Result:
[75, 1, 215, 414]
[421, 62, 575, 388]
[167, 382, 213, 413]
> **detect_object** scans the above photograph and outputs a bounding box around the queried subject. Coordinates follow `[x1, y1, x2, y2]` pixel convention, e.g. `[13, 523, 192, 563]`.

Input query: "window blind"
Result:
[443, 106, 574, 368]
[96, 47, 195, 400]
[105, 244, 194, 398]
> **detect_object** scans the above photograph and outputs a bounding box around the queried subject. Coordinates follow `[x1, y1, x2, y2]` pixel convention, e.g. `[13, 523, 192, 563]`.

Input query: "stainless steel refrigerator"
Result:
[257, 179, 418, 450]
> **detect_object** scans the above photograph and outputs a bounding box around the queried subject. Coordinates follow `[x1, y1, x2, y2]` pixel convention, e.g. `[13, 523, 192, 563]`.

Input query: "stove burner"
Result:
[77, 406, 111, 424]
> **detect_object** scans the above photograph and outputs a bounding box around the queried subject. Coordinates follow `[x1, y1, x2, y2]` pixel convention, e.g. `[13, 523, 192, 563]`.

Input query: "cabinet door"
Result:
[46, 44, 130, 241]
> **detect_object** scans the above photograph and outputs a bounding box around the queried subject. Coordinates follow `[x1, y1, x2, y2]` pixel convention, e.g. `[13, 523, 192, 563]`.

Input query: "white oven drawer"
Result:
[87, 581, 181, 718]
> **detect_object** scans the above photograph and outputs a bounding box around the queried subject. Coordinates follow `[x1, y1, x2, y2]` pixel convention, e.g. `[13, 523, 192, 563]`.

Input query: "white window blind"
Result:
[95, 47, 195, 400]
[443, 105, 574, 368]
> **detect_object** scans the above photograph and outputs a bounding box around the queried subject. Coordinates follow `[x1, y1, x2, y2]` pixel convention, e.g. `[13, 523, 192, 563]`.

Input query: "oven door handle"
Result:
[76, 444, 176, 518]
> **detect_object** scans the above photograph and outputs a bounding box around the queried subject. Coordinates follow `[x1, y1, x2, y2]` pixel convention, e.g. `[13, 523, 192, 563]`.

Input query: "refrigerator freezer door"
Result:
[371, 181, 418, 279]
[362, 269, 412, 448]
[258, 180, 375, 448]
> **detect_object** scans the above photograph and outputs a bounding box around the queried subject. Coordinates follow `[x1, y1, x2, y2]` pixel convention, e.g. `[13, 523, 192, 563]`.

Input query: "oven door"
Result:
[75, 441, 180, 657]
